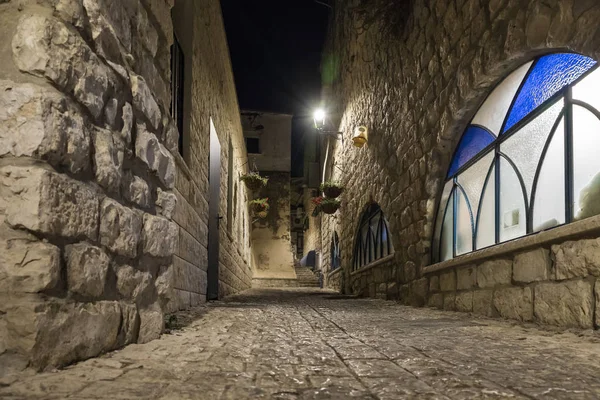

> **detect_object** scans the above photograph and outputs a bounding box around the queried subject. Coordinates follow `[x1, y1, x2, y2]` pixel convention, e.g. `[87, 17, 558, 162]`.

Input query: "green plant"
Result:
[240, 172, 268, 190]
[320, 181, 344, 191]
[320, 181, 344, 199]
[249, 198, 270, 213]
[321, 198, 341, 214]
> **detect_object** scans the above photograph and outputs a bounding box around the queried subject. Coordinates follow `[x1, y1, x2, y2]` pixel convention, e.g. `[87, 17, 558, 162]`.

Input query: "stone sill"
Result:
[327, 267, 342, 279]
[350, 254, 396, 277]
[424, 214, 600, 275]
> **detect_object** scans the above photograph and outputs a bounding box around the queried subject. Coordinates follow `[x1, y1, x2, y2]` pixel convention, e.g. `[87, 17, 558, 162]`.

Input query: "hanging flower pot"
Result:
[321, 198, 341, 214]
[257, 210, 268, 219]
[240, 173, 268, 191]
[311, 196, 323, 216]
[320, 181, 344, 199]
[250, 198, 269, 215]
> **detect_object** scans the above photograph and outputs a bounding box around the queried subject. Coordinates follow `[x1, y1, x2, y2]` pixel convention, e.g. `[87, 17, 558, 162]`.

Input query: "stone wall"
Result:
[169, 0, 252, 305]
[0, 0, 252, 371]
[321, 0, 600, 329]
[251, 172, 295, 281]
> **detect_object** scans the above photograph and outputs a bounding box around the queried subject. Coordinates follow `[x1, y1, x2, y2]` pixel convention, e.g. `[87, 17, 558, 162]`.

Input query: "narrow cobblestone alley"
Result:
[3, 288, 600, 400]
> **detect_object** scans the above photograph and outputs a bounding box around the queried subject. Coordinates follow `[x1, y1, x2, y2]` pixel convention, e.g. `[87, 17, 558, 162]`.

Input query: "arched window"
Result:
[433, 52, 600, 262]
[353, 203, 393, 270]
[330, 232, 341, 271]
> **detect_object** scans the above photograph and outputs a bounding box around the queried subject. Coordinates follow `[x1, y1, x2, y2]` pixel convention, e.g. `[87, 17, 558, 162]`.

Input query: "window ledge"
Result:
[327, 267, 342, 279]
[424, 214, 600, 275]
[350, 254, 396, 277]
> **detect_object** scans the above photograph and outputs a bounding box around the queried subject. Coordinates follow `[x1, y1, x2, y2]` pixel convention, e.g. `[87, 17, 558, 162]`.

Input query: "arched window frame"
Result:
[330, 232, 341, 271]
[353, 203, 393, 270]
[433, 52, 600, 263]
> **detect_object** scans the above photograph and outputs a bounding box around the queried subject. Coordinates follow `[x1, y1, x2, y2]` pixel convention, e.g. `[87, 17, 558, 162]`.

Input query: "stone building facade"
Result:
[318, 0, 600, 329]
[0, 0, 252, 371]
[241, 111, 296, 287]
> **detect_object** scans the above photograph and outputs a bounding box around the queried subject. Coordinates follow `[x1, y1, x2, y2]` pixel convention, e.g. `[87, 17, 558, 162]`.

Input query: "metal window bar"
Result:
[353, 205, 392, 270]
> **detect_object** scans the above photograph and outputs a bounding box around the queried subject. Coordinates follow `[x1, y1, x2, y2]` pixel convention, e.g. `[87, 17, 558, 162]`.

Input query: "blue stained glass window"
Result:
[447, 126, 495, 178]
[503, 53, 596, 133]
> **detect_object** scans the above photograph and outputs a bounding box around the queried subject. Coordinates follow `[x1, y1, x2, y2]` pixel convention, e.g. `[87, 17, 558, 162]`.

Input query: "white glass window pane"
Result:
[472, 62, 533, 135]
[573, 106, 600, 221]
[440, 191, 454, 262]
[457, 151, 494, 221]
[499, 157, 527, 242]
[381, 220, 389, 257]
[533, 119, 565, 231]
[370, 214, 381, 259]
[455, 189, 473, 256]
[361, 225, 369, 266]
[573, 67, 600, 114]
[433, 180, 454, 260]
[476, 165, 496, 249]
[501, 100, 563, 200]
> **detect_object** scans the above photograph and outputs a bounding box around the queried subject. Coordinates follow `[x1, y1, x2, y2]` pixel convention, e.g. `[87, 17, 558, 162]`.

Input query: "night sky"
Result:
[221, 0, 330, 176]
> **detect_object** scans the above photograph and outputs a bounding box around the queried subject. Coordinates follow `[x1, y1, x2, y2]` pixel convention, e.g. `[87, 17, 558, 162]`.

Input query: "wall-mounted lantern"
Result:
[352, 126, 368, 148]
[313, 109, 342, 141]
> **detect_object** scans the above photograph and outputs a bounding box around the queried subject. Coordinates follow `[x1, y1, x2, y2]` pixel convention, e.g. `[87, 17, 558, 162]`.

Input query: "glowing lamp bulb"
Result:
[314, 109, 325, 121]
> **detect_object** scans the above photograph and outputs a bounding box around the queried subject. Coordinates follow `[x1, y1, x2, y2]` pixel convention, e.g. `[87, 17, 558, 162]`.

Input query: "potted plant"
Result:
[320, 181, 344, 199]
[321, 198, 341, 214]
[240, 172, 268, 191]
[250, 198, 269, 217]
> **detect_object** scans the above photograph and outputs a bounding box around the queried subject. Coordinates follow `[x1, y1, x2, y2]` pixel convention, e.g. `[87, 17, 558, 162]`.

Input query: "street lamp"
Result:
[313, 108, 342, 141]
[313, 108, 326, 130]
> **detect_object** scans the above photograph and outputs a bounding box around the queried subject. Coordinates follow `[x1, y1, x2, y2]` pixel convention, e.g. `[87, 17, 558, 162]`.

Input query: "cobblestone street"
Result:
[3, 288, 600, 399]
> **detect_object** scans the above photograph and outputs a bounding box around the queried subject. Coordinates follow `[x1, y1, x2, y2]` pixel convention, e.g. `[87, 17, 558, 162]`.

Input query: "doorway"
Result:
[207, 118, 221, 300]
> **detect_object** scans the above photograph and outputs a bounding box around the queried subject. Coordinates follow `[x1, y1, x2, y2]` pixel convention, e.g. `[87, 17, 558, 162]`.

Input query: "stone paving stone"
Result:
[2, 287, 600, 399]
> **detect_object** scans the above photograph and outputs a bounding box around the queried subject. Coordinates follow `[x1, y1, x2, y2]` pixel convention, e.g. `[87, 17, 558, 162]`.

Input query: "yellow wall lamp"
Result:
[352, 126, 368, 148]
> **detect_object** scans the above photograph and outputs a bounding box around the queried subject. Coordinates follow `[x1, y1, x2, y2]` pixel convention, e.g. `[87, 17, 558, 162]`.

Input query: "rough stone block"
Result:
[12, 15, 122, 119]
[456, 266, 476, 290]
[439, 270, 456, 292]
[99, 198, 142, 258]
[534, 280, 593, 328]
[477, 260, 512, 288]
[3, 297, 122, 370]
[0, 224, 60, 293]
[65, 243, 110, 298]
[472, 290, 494, 317]
[385, 282, 399, 300]
[552, 239, 600, 280]
[142, 213, 178, 258]
[157, 188, 177, 219]
[493, 287, 533, 322]
[427, 293, 444, 309]
[429, 275, 440, 292]
[138, 302, 163, 344]
[455, 292, 473, 312]
[131, 75, 161, 130]
[513, 248, 551, 283]
[92, 126, 124, 194]
[0, 165, 99, 241]
[0, 80, 90, 174]
[135, 123, 175, 188]
[122, 172, 151, 209]
[155, 265, 175, 311]
[443, 293, 456, 311]
[409, 277, 428, 306]
[115, 265, 154, 306]
[117, 302, 140, 346]
[120, 102, 134, 146]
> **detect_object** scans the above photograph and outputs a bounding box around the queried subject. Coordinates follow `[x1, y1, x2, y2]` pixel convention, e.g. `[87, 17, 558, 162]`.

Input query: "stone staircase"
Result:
[294, 266, 320, 287]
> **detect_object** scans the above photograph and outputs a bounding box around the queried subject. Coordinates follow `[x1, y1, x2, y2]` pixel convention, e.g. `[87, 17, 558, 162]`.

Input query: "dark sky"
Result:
[221, 0, 330, 176]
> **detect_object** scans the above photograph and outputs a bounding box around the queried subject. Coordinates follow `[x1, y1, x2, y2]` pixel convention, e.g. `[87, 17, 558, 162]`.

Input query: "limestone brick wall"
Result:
[0, 0, 251, 371]
[170, 0, 252, 305]
[322, 0, 600, 329]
